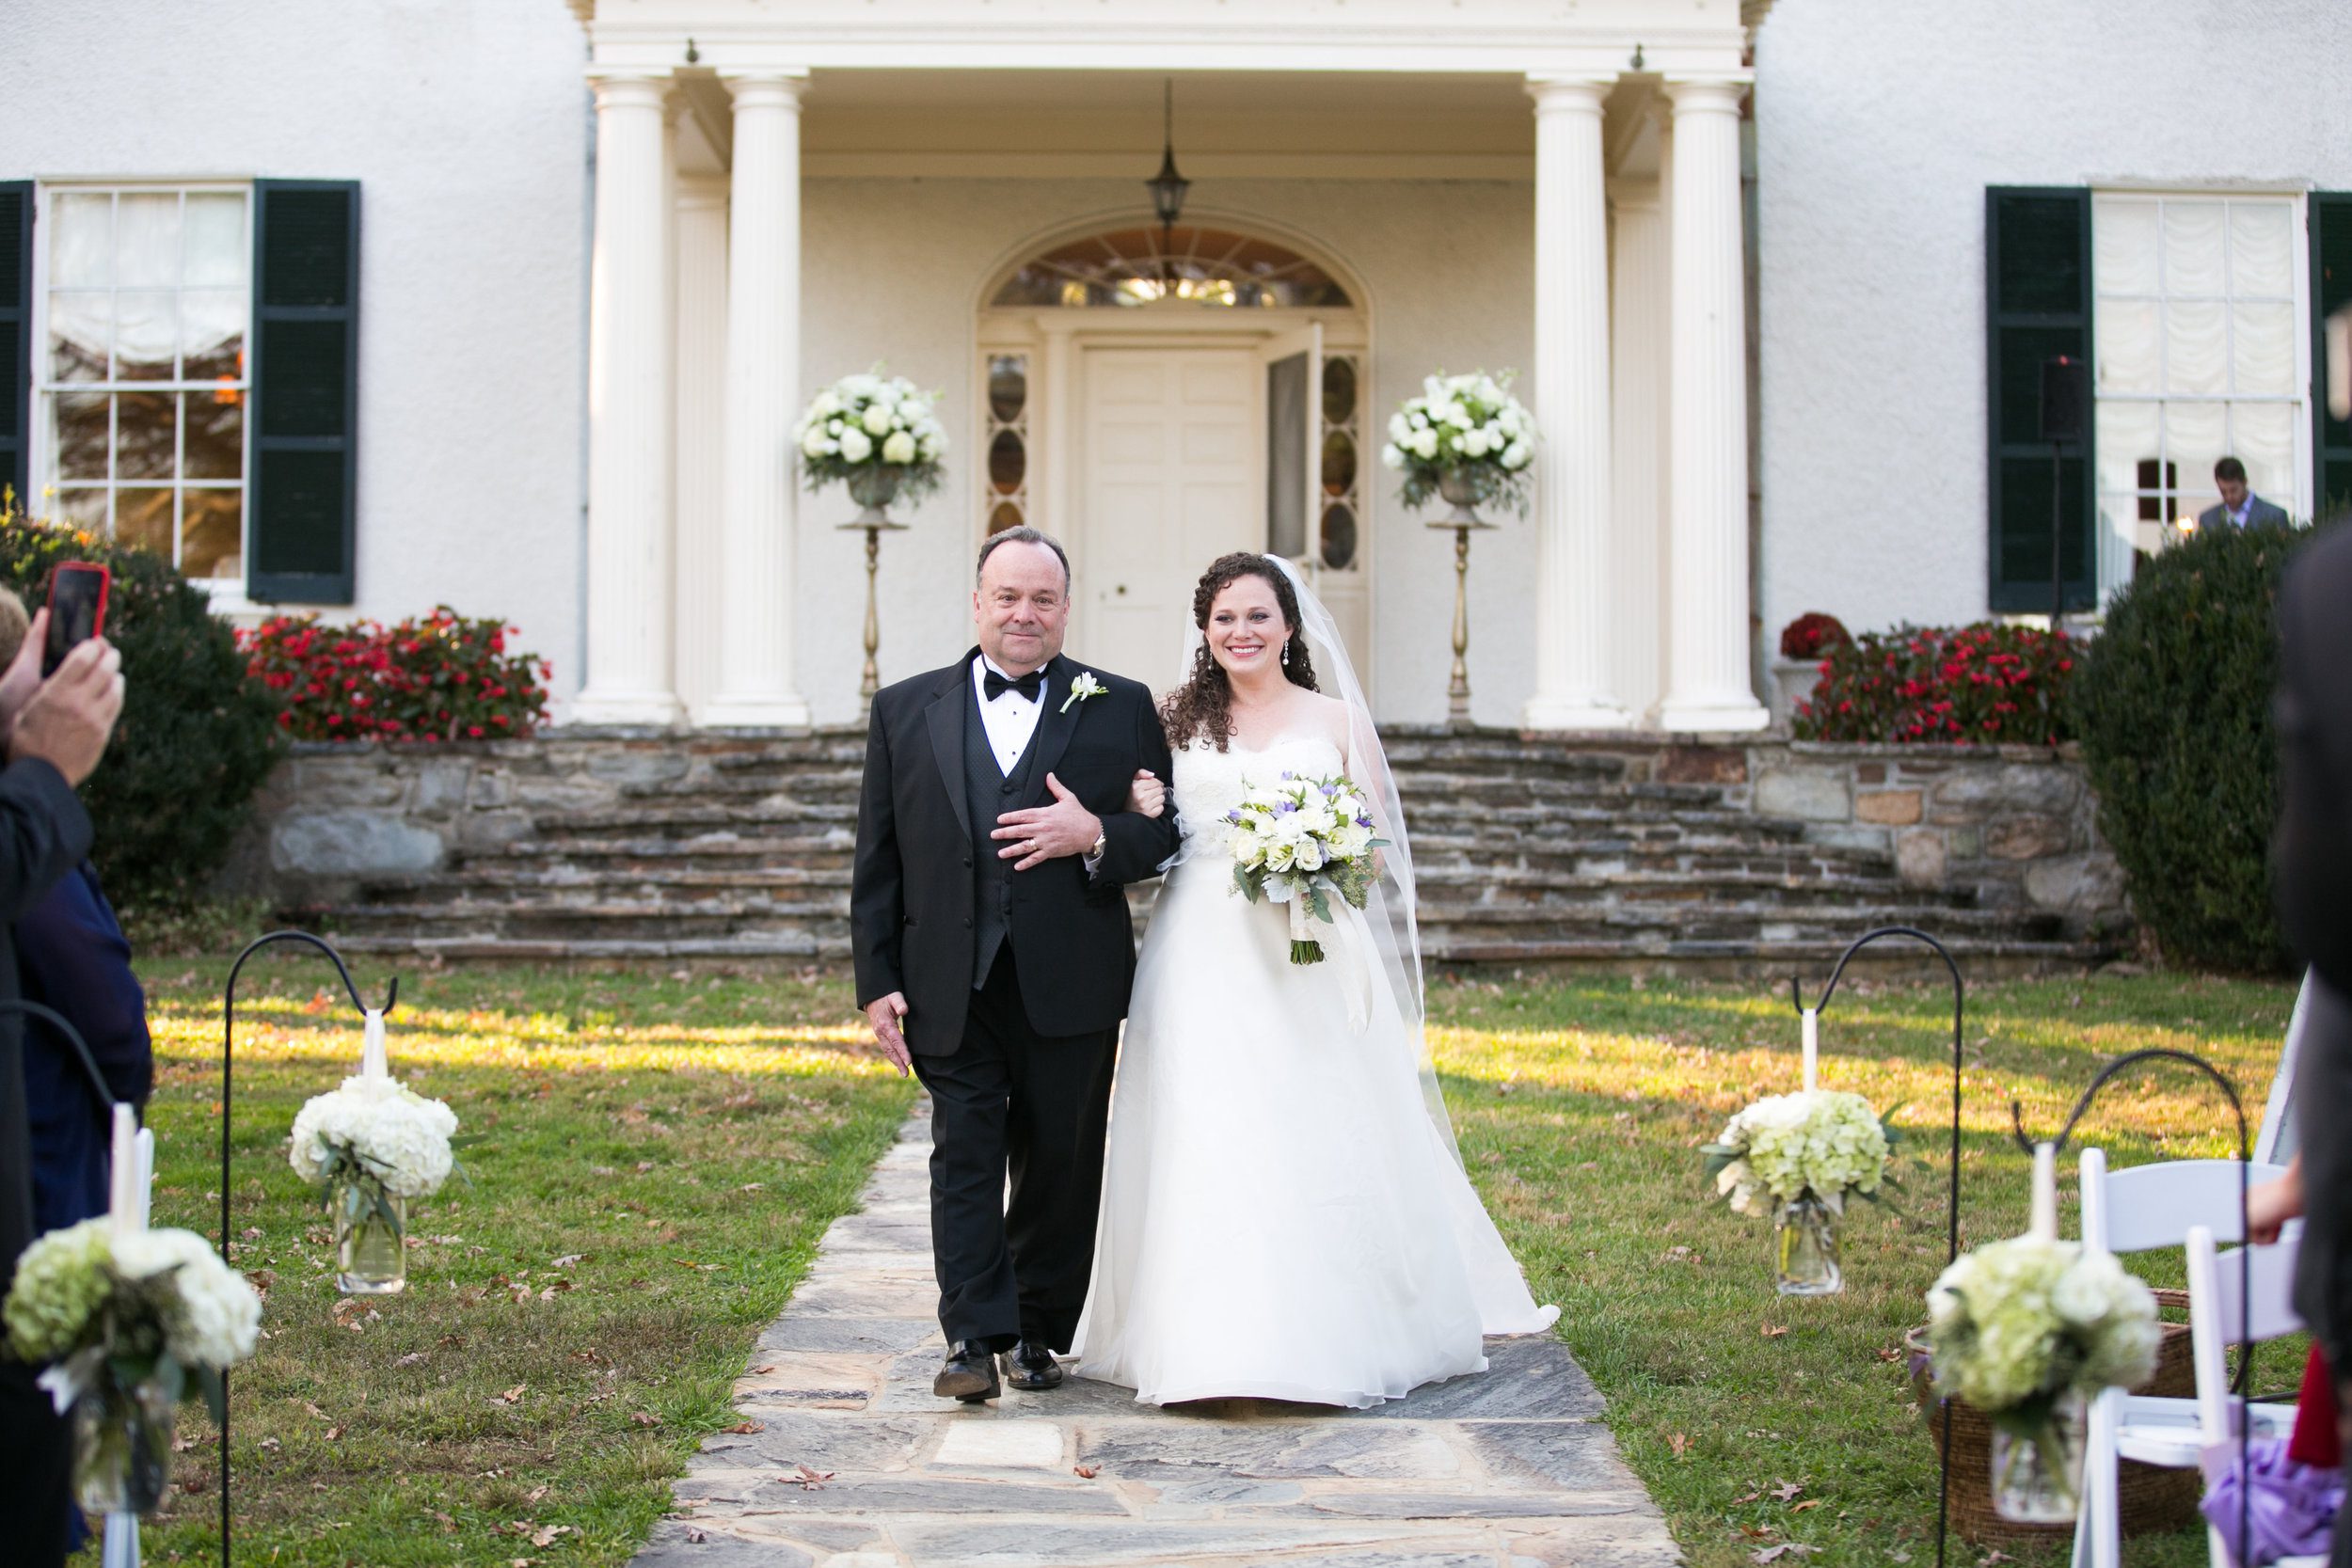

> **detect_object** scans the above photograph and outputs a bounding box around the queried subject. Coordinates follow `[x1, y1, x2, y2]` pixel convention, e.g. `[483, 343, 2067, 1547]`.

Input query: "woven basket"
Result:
[1904, 1291, 2201, 1546]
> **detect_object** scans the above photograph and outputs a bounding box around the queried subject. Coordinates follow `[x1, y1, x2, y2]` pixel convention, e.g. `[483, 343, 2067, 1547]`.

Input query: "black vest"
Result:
[965, 676, 1044, 987]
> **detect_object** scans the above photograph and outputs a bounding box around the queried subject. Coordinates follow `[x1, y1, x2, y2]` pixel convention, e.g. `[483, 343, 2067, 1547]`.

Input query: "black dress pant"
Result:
[0, 1357, 73, 1566]
[912, 949, 1116, 1354]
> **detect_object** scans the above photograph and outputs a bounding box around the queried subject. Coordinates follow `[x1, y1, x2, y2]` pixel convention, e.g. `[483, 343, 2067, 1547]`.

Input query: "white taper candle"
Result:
[2029, 1141, 2058, 1242]
[361, 1008, 389, 1081]
[107, 1102, 138, 1239]
[1801, 1007, 1819, 1094]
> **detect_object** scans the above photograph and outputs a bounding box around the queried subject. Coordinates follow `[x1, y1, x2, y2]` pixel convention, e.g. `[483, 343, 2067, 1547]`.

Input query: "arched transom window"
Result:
[993, 225, 1354, 309]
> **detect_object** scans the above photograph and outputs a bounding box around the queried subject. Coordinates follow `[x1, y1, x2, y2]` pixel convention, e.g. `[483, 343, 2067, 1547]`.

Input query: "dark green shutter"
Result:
[2314, 193, 2352, 522]
[248, 180, 358, 603]
[0, 184, 29, 513]
[1986, 187, 2094, 614]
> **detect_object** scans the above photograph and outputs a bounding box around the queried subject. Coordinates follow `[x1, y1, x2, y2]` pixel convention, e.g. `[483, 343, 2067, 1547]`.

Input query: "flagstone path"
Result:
[629, 1103, 1678, 1568]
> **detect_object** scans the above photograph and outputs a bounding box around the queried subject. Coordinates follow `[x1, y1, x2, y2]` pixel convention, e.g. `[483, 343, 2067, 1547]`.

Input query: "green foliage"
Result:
[2074, 524, 2321, 973]
[0, 504, 284, 913]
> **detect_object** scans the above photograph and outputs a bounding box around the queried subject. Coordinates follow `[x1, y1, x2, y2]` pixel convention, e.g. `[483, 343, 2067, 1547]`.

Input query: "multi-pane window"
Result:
[983, 353, 1029, 536]
[1318, 356, 1360, 570]
[42, 186, 249, 578]
[2092, 193, 2303, 552]
[993, 226, 1354, 310]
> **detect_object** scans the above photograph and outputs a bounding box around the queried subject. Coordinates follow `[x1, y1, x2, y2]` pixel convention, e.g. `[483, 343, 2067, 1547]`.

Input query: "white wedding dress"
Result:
[1070, 729, 1559, 1408]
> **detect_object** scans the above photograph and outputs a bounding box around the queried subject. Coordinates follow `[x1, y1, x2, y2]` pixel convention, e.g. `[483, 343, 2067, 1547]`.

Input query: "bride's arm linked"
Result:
[1087, 689, 1183, 884]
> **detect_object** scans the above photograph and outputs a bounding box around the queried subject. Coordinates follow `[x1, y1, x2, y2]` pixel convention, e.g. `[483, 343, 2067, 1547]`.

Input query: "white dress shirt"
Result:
[971, 653, 1045, 772]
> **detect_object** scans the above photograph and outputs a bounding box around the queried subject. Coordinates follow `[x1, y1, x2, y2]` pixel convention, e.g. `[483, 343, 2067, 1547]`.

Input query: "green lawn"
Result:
[78, 958, 2293, 1567]
[1429, 971, 2300, 1568]
[104, 959, 916, 1566]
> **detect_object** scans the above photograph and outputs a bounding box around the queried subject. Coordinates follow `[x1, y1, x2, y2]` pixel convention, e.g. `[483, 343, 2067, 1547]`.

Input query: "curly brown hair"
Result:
[1158, 553, 1320, 752]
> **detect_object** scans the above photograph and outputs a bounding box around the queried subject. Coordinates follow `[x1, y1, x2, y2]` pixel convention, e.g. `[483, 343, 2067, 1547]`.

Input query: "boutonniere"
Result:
[1060, 672, 1108, 713]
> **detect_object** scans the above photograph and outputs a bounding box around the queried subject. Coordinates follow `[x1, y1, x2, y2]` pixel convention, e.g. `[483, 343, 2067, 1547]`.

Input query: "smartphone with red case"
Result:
[42, 562, 110, 676]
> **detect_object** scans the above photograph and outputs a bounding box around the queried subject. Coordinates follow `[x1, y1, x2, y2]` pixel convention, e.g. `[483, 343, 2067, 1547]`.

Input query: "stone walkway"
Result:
[631, 1103, 1678, 1568]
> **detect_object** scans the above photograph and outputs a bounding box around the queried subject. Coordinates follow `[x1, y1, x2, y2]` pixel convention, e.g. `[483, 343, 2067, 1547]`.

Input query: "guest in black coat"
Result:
[0, 590, 151, 1231]
[2273, 519, 2352, 1563]
[0, 595, 128, 1568]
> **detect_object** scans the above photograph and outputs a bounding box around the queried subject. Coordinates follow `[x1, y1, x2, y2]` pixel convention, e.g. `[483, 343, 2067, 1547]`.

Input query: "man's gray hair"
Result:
[976, 526, 1072, 592]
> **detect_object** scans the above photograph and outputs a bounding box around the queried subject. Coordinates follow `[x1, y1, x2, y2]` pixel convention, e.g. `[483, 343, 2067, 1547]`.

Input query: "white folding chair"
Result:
[2252, 972, 2319, 1168]
[2072, 1148, 2290, 1568]
[2185, 1224, 2318, 1568]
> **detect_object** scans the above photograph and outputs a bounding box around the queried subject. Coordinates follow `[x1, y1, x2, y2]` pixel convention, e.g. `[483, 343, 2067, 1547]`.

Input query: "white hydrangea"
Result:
[113, 1227, 262, 1370]
[1708, 1089, 1891, 1217]
[289, 1074, 460, 1199]
[1926, 1236, 2159, 1414]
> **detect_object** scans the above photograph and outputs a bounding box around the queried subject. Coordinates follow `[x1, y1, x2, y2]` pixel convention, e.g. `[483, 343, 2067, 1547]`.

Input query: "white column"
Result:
[671, 178, 729, 718]
[575, 71, 683, 726]
[1608, 172, 1669, 720]
[1657, 77, 1769, 733]
[1522, 77, 1629, 731]
[700, 72, 814, 728]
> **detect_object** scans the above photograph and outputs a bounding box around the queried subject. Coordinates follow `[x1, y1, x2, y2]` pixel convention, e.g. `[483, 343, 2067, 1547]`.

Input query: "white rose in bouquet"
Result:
[839, 427, 874, 463]
[860, 404, 895, 436]
[881, 430, 918, 465]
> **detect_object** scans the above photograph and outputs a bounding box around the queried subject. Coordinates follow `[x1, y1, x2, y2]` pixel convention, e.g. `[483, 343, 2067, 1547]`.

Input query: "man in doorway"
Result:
[2198, 456, 2293, 531]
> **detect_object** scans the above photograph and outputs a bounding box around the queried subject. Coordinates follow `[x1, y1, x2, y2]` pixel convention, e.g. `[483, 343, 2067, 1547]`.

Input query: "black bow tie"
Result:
[984, 668, 1043, 703]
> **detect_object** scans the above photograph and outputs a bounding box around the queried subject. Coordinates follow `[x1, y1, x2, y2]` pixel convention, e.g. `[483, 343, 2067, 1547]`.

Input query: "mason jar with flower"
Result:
[1702, 1089, 1902, 1295]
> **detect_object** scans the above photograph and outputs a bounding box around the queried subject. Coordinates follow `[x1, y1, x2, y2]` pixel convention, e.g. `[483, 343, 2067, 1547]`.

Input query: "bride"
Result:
[1069, 551, 1557, 1408]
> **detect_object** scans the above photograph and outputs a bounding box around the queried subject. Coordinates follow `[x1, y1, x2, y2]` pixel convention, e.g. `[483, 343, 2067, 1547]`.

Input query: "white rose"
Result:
[918, 433, 944, 461]
[1411, 429, 1439, 459]
[801, 426, 831, 459]
[1501, 440, 1531, 469]
[810, 390, 842, 418]
[1388, 412, 1411, 444]
[861, 404, 895, 437]
[882, 430, 917, 464]
[1380, 442, 1406, 470]
[839, 427, 874, 462]
[1460, 428, 1490, 458]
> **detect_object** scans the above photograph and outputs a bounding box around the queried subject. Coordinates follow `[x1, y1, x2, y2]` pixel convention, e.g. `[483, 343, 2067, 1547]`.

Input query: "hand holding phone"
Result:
[43, 562, 110, 677]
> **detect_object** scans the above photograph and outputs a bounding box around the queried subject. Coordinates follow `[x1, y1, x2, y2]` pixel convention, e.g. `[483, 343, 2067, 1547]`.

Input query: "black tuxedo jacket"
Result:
[851, 649, 1180, 1053]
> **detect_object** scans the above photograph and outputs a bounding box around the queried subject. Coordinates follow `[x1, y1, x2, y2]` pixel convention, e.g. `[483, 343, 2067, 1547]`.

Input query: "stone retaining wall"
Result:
[225, 729, 2133, 940]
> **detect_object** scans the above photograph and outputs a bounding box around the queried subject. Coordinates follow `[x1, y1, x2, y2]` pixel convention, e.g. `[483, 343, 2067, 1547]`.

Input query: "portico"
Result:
[571, 1, 1772, 734]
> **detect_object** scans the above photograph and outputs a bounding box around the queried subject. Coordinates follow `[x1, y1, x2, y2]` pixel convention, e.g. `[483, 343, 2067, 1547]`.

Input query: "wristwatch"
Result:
[1088, 829, 1108, 861]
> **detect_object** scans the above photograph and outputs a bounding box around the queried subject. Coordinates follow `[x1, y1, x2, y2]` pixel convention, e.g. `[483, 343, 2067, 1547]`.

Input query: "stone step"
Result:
[1393, 773, 1729, 806]
[1422, 934, 2111, 978]
[1412, 866, 1979, 910]
[529, 801, 862, 835]
[1415, 899, 2066, 943]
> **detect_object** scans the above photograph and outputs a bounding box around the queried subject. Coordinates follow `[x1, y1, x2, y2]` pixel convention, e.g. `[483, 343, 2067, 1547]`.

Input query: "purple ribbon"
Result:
[2200, 1435, 2343, 1566]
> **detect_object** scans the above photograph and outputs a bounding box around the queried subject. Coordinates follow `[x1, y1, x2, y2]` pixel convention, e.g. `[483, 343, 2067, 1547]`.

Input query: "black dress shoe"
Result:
[1001, 1339, 1065, 1391]
[933, 1340, 1001, 1403]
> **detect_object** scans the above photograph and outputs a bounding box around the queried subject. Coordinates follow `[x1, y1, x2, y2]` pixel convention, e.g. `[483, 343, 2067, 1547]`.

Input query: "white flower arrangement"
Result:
[1380, 370, 1536, 517]
[4, 1216, 261, 1423]
[795, 368, 948, 504]
[1702, 1089, 1899, 1218]
[1226, 769, 1388, 964]
[290, 1073, 461, 1201]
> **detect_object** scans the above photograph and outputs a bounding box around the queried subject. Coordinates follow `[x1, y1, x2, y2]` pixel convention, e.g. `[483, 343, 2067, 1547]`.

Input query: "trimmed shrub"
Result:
[1792, 623, 2076, 746]
[2074, 524, 2313, 973]
[1778, 610, 1851, 660]
[0, 506, 285, 911]
[240, 607, 551, 742]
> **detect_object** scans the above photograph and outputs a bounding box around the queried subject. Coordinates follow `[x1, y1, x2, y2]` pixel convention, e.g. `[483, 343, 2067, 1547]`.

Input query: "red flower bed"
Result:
[1778, 610, 1852, 660]
[1792, 623, 2075, 747]
[242, 607, 551, 742]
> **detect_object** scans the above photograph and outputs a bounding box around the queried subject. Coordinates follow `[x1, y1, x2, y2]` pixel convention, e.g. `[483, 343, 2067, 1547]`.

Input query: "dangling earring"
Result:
[1281, 640, 1291, 667]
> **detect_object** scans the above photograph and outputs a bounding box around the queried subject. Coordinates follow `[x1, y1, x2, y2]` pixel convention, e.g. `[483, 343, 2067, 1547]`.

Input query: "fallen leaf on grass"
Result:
[1760, 1325, 1788, 1338]
[525, 1485, 550, 1504]
[429, 1510, 455, 1532]
[495, 1385, 527, 1405]
[720, 1421, 764, 1434]
[395, 1352, 427, 1367]
[324, 1426, 342, 1441]
[1753, 1547, 1818, 1563]
[259, 1437, 281, 1451]
[552, 1254, 587, 1268]
[1073, 1465, 1101, 1479]
[1791, 1499, 1822, 1513]
[631, 1410, 662, 1428]
[739, 1182, 765, 1193]
[1668, 1433, 1691, 1460]
[532, 1526, 574, 1548]
[1730, 1490, 1762, 1506]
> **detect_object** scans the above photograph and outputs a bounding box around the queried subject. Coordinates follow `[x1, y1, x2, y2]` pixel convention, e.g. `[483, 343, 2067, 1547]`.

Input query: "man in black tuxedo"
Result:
[851, 527, 1179, 1402]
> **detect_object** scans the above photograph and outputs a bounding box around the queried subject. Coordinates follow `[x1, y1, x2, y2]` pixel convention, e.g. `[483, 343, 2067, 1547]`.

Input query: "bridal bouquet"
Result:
[1380, 370, 1536, 517]
[1925, 1236, 2160, 1506]
[5, 1218, 261, 1513]
[291, 1073, 463, 1291]
[1227, 770, 1387, 964]
[1702, 1089, 1899, 1218]
[796, 369, 947, 506]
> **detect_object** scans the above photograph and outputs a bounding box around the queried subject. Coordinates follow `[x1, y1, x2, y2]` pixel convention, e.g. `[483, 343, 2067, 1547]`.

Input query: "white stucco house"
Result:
[3, 0, 2347, 734]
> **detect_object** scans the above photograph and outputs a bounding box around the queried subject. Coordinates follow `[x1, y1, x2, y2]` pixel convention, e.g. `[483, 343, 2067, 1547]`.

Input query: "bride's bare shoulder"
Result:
[1300, 690, 1352, 744]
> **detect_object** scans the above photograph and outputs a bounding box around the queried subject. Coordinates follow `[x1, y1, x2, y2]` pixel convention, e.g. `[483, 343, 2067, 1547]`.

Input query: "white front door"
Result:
[1075, 346, 1260, 689]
